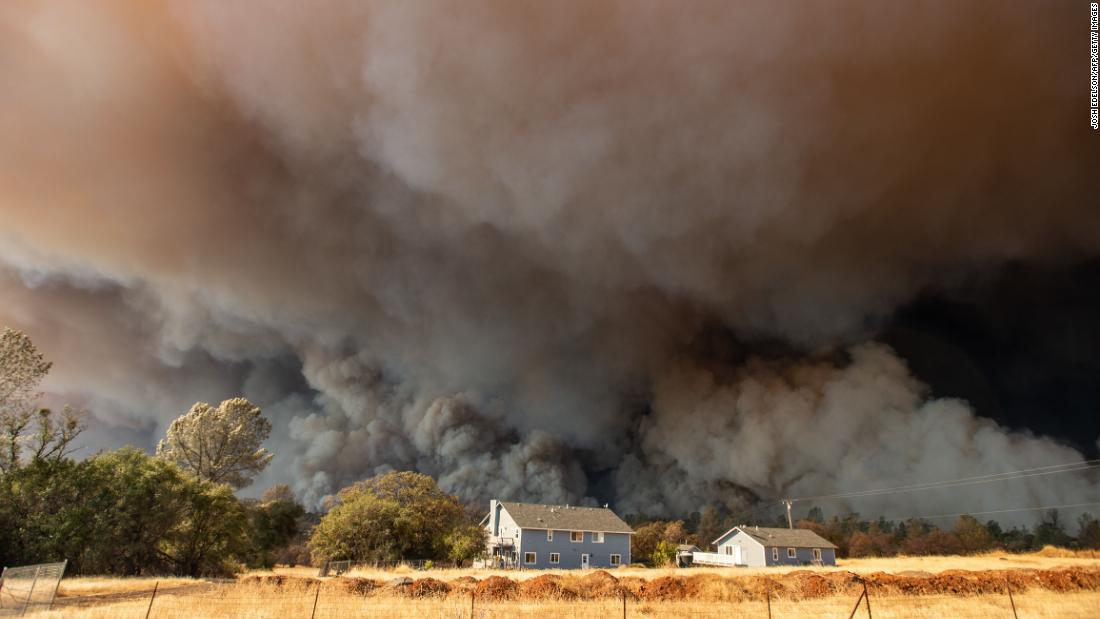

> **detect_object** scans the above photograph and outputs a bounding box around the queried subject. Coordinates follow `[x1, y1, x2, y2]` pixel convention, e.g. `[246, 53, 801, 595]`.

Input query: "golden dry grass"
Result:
[55, 576, 204, 597]
[34, 550, 1100, 618]
[38, 590, 1100, 618]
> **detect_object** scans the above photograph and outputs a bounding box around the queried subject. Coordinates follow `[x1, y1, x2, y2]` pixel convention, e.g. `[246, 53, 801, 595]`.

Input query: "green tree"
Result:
[953, 514, 994, 554]
[0, 457, 99, 570]
[161, 480, 249, 576]
[651, 539, 678, 566]
[83, 448, 193, 574]
[247, 488, 306, 568]
[444, 521, 488, 564]
[157, 397, 273, 489]
[308, 471, 471, 563]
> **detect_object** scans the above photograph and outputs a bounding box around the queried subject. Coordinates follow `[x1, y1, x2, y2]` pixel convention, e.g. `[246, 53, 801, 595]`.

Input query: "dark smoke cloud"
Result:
[1, 1, 1097, 521]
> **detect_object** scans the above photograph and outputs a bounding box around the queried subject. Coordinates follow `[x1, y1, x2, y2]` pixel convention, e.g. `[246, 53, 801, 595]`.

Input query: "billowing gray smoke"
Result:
[1, 1, 1097, 520]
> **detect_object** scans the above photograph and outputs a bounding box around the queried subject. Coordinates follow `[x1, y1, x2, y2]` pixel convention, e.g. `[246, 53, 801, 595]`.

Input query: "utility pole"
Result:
[783, 499, 794, 529]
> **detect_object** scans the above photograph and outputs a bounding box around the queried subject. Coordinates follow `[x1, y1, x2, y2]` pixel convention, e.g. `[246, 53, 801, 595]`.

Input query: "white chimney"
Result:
[489, 499, 499, 536]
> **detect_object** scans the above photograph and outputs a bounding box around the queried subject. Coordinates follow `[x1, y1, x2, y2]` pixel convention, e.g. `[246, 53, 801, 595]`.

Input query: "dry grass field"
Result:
[30, 549, 1100, 618]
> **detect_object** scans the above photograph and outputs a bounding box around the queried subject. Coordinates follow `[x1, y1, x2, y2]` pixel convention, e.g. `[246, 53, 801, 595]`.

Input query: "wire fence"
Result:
[23, 577, 1053, 619]
[0, 561, 67, 616]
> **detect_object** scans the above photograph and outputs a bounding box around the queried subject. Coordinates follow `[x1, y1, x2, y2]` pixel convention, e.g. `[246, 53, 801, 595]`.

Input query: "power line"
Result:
[878, 500, 1100, 523]
[791, 458, 1100, 503]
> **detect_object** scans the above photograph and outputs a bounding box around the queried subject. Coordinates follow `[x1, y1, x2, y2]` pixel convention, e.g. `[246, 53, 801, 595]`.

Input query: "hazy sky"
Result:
[1, 1, 1097, 522]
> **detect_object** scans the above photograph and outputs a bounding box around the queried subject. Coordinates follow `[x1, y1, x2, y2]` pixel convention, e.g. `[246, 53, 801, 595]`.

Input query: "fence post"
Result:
[470, 591, 475, 619]
[1005, 577, 1018, 619]
[143, 582, 159, 619]
[862, 579, 872, 619]
[846, 589, 866, 619]
[309, 584, 320, 619]
[621, 589, 626, 619]
[765, 581, 771, 619]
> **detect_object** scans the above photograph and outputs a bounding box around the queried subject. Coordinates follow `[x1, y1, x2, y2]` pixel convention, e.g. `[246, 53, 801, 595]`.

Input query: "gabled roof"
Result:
[498, 501, 634, 534]
[714, 526, 837, 549]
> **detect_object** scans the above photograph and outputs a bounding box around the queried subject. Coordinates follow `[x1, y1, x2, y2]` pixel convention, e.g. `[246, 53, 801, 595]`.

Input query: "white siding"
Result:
[716, 531, 766, 567]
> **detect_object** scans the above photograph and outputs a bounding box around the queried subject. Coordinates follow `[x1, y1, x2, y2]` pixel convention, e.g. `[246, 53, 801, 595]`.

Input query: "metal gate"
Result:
[0, 561, 68, 615]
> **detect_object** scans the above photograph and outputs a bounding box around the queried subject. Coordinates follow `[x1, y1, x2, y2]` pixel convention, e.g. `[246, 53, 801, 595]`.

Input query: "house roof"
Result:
[715, 526, 837, 549]
[498, 501, 634, 534]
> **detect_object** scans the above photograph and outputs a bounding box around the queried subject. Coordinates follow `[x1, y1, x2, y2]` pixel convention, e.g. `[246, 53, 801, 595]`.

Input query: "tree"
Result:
[308, 471, 472, 564]
[82, 448, 194, 574]
[631, 520, 690, 565]
[1076, 513, 1100, 550]
[161, 480, 249, 576]
[247, 488, 306, 568]
[631, 521, 667, 565]
[696, 506, 726, 551]
[651, 540, 678, 566]
[444, 522, 488, 564]
[157, 397, 273, 489]
[953, 515, 994, 554]
[0, 457, 100, 570]
[1034, 509, 1072, 548]
[0, 328, 84, 473]
[0, 447, 250, 576]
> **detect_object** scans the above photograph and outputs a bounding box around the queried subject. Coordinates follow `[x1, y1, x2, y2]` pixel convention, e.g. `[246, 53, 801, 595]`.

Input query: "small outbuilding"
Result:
[694, 526, 837, 567]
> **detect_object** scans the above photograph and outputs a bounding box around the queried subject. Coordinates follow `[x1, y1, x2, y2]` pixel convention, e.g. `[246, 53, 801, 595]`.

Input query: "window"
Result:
[550, 553, 560, 564]
[771, 548, 779, 561]
[813, 548, 822, 561]
[547, 530, 554, 542]
[524, 552, 536, 565]
[592, 531, 604, 543]
[610, 554, 621, 566]
[787, 548, 796, 559]
[570, 531, 584, 542]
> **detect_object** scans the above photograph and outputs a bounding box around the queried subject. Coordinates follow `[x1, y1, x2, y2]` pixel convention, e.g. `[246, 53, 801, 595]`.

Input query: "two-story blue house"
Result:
[481, 500, 633, 569]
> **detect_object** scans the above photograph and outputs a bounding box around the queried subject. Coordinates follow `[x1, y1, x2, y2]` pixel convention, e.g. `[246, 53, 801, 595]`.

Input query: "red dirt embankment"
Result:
[240, 567, 1100, 602]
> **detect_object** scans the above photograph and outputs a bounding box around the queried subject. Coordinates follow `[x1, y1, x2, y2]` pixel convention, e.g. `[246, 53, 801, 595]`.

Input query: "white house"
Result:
[693, 526, 837, 567]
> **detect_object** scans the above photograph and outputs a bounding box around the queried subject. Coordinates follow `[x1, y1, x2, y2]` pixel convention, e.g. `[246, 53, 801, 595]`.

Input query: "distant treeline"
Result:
[626, 506, 1100, 565]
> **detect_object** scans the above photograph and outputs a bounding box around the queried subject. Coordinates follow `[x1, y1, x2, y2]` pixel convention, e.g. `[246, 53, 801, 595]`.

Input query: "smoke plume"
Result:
[1, 0, 1097, 521]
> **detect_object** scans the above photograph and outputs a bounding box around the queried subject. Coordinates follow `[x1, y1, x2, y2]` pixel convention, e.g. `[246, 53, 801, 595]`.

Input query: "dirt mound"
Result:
[743, 576, 788, 601]
[1035, 568, 1100, 591]
[576, 570, 625, 599]
[638, 576, 687, 600]
[407, 578, 451, 598]
[518, 574, 576, 599]
[616, 576, 647, 597]
[323, 577, 378, 596]
[795, 574, 835, 598]
[475, 576, 518, 600]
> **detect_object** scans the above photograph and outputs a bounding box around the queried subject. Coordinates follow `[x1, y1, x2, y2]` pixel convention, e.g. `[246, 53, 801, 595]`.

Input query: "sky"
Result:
[1, 0, 1098, 524]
